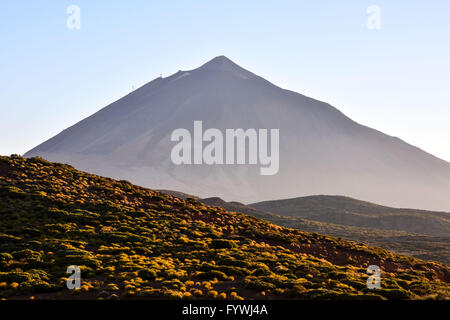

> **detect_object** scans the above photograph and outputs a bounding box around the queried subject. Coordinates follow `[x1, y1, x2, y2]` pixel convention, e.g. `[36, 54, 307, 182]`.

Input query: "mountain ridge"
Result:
[24, 56, 450, 211]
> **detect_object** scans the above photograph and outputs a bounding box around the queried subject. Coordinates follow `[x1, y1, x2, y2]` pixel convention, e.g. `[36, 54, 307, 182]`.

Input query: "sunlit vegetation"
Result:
[0, 156, 449, 300]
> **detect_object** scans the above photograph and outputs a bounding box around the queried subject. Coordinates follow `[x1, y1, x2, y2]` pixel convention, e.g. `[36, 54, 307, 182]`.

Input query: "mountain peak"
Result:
[24, 56, 450, 211]
[199, 55, 249, 74]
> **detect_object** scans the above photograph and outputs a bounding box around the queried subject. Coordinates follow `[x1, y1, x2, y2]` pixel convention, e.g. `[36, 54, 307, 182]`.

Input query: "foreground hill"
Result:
[0, 156, 449, 300]
[24, 56, 450, 211]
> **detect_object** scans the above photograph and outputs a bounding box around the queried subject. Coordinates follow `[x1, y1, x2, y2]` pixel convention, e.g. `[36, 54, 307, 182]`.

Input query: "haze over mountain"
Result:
[25, 56, 450, 211]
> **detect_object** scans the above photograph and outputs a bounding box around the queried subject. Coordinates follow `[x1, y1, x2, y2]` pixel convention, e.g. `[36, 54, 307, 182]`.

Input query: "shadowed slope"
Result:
[250, 195, 450, 236]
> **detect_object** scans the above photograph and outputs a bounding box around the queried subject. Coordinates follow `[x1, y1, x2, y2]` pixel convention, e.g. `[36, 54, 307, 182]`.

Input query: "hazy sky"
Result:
[1, 1, 449, 161]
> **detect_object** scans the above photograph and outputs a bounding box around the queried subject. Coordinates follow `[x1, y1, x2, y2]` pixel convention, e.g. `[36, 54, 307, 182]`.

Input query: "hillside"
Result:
[165, 195, 450, 264]
[248, 196, 450, 264]
[24, 56, 450, 211]
[0, 156, 449, 300]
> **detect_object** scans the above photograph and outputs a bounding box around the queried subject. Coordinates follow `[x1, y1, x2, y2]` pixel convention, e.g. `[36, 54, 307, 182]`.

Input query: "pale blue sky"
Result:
[1, 1, 449, 161]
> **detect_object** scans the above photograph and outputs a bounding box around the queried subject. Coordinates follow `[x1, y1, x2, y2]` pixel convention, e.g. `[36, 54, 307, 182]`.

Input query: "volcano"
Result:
[25, 56, 450, 211]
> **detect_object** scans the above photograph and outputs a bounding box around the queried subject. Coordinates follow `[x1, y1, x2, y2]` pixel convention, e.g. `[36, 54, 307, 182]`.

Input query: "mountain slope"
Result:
[0, 156, 449, 300]
[24, 56, 450, 211]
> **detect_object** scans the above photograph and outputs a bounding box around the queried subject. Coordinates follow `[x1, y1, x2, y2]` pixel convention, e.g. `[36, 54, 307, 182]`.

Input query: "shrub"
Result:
[216, 265, 251, 276]
[137, 269, 157, 281]
[218, 292, 227, 299]
[251, 264, 271, 276]
[286, 284, 307, 297]
[191, 289, 203, 297]
[207, 290, 219, 299]
[211, 239, 237, 249]
[377, 288, 414, 300]
[0, 271, 31, 283]
[163, 290, 184, 299]
[198, 270, 229, 281]
[244, 276, 276, 291]
[13, 249, 42, 261]
[219, 257, 252, 268]
[0, 253, 13, 262]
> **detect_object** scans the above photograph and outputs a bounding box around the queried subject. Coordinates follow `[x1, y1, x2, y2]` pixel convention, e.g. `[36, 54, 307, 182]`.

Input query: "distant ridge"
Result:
[157, 190, 450, 264]
[250, 195, 450, 236]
